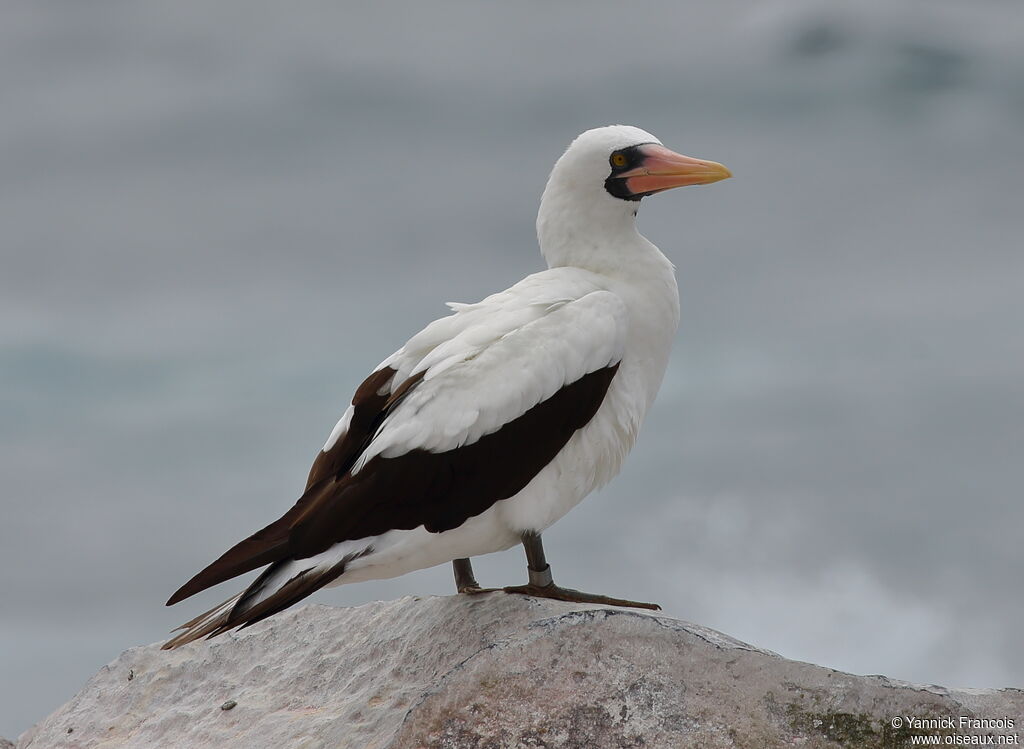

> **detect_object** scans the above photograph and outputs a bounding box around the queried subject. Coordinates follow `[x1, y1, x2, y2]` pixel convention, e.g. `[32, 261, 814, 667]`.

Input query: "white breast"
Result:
[496, 237, 681, 533]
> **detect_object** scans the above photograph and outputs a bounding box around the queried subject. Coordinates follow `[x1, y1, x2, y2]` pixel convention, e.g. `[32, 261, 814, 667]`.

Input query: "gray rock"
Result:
[18, 595, 1024, 748]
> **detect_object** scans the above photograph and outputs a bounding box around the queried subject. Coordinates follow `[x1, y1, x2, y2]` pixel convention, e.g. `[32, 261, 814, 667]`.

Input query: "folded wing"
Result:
[166, 279, 628, 624]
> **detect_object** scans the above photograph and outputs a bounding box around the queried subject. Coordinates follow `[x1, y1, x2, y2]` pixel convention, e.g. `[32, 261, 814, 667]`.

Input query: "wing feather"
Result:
[166, 272, 627, 607]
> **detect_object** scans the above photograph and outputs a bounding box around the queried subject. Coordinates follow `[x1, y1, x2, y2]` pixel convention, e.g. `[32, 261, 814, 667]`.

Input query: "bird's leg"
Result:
[452, 557, 485, 594]
[502, 532, 661, 611]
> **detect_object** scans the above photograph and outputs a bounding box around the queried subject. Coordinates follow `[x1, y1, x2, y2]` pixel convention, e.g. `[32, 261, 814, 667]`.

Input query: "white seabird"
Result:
[164, 125, 731, 648]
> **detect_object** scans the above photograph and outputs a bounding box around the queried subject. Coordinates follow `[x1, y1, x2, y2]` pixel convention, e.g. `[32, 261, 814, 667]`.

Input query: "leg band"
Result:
[528, 563, 553, 588]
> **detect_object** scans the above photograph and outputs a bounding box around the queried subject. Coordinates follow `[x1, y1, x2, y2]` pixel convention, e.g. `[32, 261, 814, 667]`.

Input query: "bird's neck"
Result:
[537, 191, 677, 296]
[536, 181, 648, 275]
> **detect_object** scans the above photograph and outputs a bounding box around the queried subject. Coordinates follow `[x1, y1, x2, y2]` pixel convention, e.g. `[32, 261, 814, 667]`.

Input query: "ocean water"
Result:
[2, 0, 1023, 738]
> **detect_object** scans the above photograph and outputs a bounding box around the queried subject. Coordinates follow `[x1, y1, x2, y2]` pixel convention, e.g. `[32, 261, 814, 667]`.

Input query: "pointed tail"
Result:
[162, 593, 243, 649]
[162, 545, 369, 649]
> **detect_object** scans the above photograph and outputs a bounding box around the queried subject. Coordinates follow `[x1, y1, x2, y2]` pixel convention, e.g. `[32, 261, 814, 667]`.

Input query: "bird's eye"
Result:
[610, 152, 628, 168]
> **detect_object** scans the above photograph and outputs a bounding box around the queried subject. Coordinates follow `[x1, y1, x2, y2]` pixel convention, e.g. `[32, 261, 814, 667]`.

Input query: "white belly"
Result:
[331, 362, 648, 586]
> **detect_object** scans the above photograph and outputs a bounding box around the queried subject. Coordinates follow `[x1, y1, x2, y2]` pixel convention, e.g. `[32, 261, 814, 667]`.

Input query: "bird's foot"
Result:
[453, 558, 492, 595]
[501, 582, 661, 611]
[457, 584, 500, 595]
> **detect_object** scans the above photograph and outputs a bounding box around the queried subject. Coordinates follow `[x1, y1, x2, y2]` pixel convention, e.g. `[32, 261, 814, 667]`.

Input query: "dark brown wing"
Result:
[302, 366, 396, 491]
[286, 363, 619, 555]
[165, 366, 411, 606]
[166, 363, 618, 607]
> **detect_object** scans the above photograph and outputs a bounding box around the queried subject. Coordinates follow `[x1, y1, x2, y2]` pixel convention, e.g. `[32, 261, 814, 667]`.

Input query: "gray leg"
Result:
[452, 557, 482, 593]
[503, 532, 661, 611]
[521, 531, 554, 587]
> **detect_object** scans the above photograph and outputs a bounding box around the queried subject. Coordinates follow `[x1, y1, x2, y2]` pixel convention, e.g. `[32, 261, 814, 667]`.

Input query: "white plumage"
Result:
[164, 124, 730, 646]
[356, 282, 628, 463]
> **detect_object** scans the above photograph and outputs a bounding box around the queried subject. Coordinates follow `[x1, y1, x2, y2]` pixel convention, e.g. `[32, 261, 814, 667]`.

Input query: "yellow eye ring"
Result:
[611, 152, 628, 168]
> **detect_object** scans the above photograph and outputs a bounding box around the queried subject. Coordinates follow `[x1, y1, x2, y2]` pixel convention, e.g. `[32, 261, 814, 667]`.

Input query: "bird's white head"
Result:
[537, 125, 731, 272]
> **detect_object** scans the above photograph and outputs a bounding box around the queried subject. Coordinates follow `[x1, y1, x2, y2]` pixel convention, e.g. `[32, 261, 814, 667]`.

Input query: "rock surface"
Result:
[18, 595, 1024, 748]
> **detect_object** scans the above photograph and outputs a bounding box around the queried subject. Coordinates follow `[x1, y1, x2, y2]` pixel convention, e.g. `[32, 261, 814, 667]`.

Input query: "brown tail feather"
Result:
[207, 559, 349, 639]
[161, 593, 242, 649]
[162, 554, 354, 649]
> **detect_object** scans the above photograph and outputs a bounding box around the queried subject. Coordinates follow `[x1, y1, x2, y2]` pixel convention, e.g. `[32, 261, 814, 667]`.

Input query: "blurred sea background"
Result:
[2, 0, 1023, 739]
